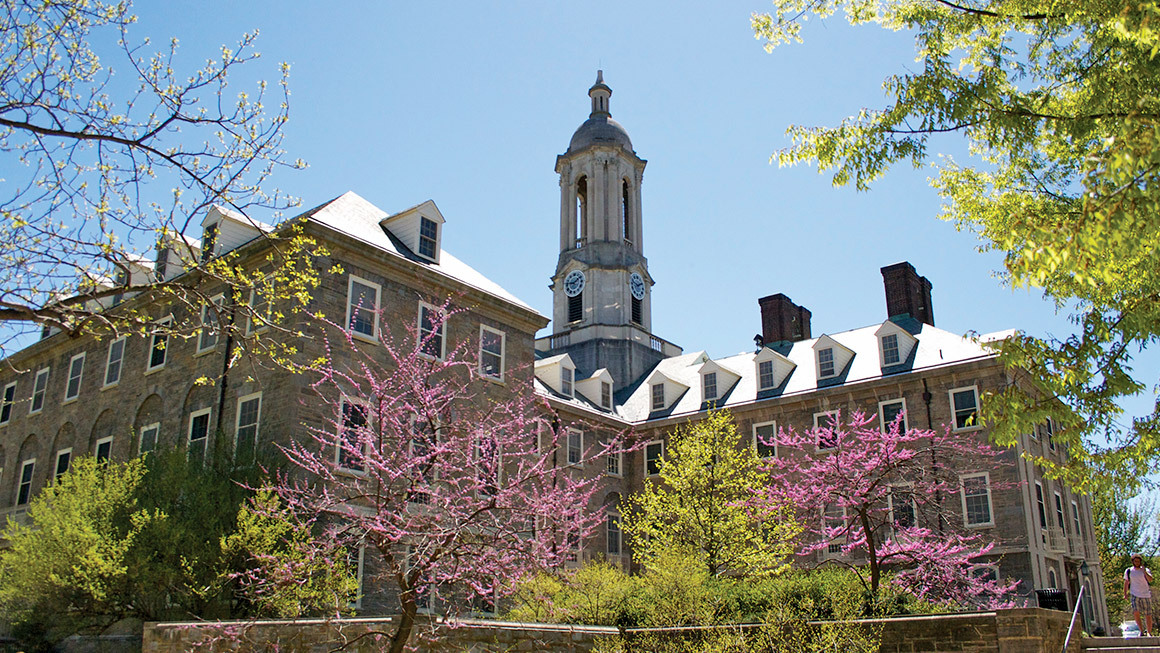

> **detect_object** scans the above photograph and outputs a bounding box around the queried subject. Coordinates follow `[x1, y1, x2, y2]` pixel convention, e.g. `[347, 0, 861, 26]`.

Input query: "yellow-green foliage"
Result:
[623, 410, 799, 578]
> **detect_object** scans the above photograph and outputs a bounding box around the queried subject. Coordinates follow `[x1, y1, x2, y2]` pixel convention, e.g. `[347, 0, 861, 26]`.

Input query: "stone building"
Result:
[0, 72, 1108, 631]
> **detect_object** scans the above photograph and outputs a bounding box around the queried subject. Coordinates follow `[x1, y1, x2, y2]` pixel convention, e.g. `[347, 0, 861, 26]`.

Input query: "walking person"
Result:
[1125, 553, 1154, 636]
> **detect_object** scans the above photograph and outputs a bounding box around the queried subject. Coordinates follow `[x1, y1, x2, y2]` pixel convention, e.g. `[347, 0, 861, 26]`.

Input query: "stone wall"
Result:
[143, 608, 1081, 653]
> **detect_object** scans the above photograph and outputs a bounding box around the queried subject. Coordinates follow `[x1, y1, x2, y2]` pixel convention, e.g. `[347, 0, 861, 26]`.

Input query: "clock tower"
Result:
[537, 72, 680, 392]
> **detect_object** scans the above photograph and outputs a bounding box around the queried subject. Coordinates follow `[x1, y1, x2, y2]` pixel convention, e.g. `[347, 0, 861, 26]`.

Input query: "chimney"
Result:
[758, 293, 812, 345]
[881, 262, 935, 326]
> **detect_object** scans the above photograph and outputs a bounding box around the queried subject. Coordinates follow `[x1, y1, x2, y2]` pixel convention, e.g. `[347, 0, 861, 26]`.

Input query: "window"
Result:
[824, 503, 846, 554]
[1048, 568, 1058, 589]
[337, 400, 368, 472]
[53, 449, 72, 482]
[561, 366, 574, 398]
[147, 318, 172, 371]
[972, 565, 1000, 583]
[95, 436, 113, 463]
[889, 485, 916, 529]
[650, 383, 665, 411]
[479, 326, 504, 380]
[566, 531, 581, 563]
[879, 399, 907, 433]
[348, 544, 365, 610]
[645, 440, 664, 476]
[631, 296, 642, 325]
[600, 381, 612, 409]
[567, 428, 582, 466]
[474, 435, 499, 497]
[818, 347, 836, 378]
[16, 459, 34, 505]
[621, 179, 632, 244]
[235, 393, 262, 466]
[1035, 482, 1048, 530]
[753, 421, 777, 458]
[881, 333, 900, 365]
[187, 408, 211, 465]
[406, 545, 432, 611]
[1071, 501, 1083, 541]
[104, 337, 126, 386]
[197, 295, 225, 353]
[607, 513, 622, 555]
[606, 450, 622, 477]
[568, 292, 582, 323]
[1054, 492, 1066, 531]
[64, 352, 85, 402]
[139, 422, 160, 455]
[30, 367, 49, 414]
[418, 216, 439, 260]
[417, 303, 445, 360]
[1045, 417, 1056, 452]
[814, 410, 840, 451]
[246, 278, 273, 335]
[758, 360, 775, 390]
[961, 473, 994, 527]
[346, 276, 380, 340]
[0, 381, 15, 425]
[950, 386, 979, 431]
[703, 372, 717, 402]
[200, 223, 218, 262]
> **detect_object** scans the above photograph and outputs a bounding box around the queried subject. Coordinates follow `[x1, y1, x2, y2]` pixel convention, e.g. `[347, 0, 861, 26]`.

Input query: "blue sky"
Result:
[126, 1, 1138, 415]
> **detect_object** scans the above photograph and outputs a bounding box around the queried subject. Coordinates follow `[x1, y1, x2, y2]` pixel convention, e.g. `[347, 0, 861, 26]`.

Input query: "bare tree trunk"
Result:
[388, 598, 418, 653]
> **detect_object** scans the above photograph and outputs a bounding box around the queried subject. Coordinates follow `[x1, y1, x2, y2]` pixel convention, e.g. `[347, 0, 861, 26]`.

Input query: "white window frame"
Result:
[234, 392, 263, 464]
[139, 422, 160, 455]
[972, 564, 1000, 583]
[1048, 568, 1058, 589]
[600, 381, 612, 410]
[606, 449, 622, 477]
[30, 367, 49, 414]
[567, 428, 583, 467]
[186, 408, 212, 461]
[346, 275, 381, 342]
[16, 458, 35, 506]
[336, 397, 371, 473]
[752, 420, 777, 459]
[814, 410, 841, 451]
[823, 503, 848, 556]
[703, 372, 717, 402]
[479, 325, 505, 381]
[757, 359, 775, 391]
[1035, 481, 1048, 530]
[246, 277, 273, 336]
[560, 366, 574, 398]
[606, 512, 622, 556]
[0, 381, 16, 425]
[146, 317, 172, 373]
[960, 472, 995, 528]
[817, 347, 836, 379]
[197, 294, 226, 354]
[95, 436, 114, 461]
[350, 543, 366, 610]
[64, 352, 85, 403]
[881, 333, 901, 366]
[878, 398, 907, 433]
[949, 385, 981, 432]
[888, 483, 917, 531]
[53, 448, 72, 482]
[1045, 417, 1056, 452]
[1054, 491, 1066, 531]
[645, 439, 665, 477]
[103, 336, 126, 387]
[417, 302, 446, 360]
[650, 382, 665, 411]
[1071, 500, 1083, 541]
[417, 216, 439, 261]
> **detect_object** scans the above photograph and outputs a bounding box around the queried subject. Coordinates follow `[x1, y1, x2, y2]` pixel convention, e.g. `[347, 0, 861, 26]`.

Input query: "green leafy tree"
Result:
[622, 410, 799, 577]
[1093, 484, 1160, 622]
[753, 0, 1160, 485]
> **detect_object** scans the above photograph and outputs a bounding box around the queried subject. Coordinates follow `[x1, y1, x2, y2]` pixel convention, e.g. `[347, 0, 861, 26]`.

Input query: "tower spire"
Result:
[589, 70, 611, 117]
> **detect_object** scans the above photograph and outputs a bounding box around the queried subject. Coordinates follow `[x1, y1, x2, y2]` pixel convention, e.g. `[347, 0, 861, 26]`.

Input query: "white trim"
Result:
[888, 483, 917, 531]
[336, 397, 371, 473]
[349, 543, 365, 610]
[29, 367, 50, 414]
[566, 428, 583, 467]
[186, 408, 212, 461]
[752, 420, 777, 459]
[813, 410, 841, 451]
[234, 392, 263, 462]
[702, 371, 718, 402]
[0, 380, 16, 425]
[817, 346, 837, 379]
[1047, 567, 1058, 589]
[479, 325, 505, 382]
[1070, 500, 1083, 542]
[878, 398, 907, 433]
[948, 385, 981, 432]
[972, 564, 1001, 583]
[645, 439, 665, 477]
[197, 294, 226, 354]
[346, 275, 381, 342]
[960, 471, 994, 528]
[63, 352, 85, 403]
[416, 302, 446, 360]
[53, 448, 73, 482]
[15, 458, 35, 505]
[880, 332, 902, 366]
[95, 436, 114, 462]
[606, 449, 623, 477]
[650, 382, 665, 411]
[139, 422, 160, 455]
[146, 317, 173, 373]
[1034, 480, 1048, 530]
[103, 336, 127, 387]
[246, 277, 273, 336]
[1053, 490, 1066, 531]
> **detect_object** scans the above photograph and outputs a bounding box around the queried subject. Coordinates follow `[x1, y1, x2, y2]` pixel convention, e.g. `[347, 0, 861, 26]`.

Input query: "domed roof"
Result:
[568, 115, 633, 153]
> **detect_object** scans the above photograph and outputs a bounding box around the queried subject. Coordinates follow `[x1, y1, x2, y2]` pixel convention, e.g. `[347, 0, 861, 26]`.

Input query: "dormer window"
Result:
[561, 367, 574, 398]
[651, 383, 665, 411]
[418, 217, 439, 260]
[882, 333, 900, 365]
[703, 372, 717, 402]
[200, 224, 218, 263]
[758, 360, 775, 390]
[818, 347, 836, 378]
[601, 381, 612, 409]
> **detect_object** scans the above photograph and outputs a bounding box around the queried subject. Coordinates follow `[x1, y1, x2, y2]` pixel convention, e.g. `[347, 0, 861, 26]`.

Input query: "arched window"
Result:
[621, 179, 631, 244]
[1048, 568, 1058, 588]
[575, 176, 588, 248]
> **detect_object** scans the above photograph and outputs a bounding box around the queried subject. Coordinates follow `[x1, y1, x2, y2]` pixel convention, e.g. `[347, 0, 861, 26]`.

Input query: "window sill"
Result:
[965, 521, 995, 529]
[481, 373, 505, 385]
[144, 365, 166, 376]
[62, 397, 79, 405]
[350, 330, 380, 346]
[28, 408, 44, 416]
[194, 347, 217, 358]
[100, 382, 119, 392]
[952, 425, 984, 434]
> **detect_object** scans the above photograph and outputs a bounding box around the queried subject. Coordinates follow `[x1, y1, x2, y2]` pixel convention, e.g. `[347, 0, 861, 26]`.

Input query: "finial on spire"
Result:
[596, 70, 604, 84]
[588, 70, 612, 118]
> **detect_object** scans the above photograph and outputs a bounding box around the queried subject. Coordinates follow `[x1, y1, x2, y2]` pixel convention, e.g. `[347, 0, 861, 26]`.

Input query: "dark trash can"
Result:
[1035, 588, 1069, 611]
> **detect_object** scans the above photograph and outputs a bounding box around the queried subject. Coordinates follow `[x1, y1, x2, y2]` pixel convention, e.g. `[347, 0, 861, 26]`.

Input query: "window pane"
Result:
[754, 423, 776, 458]
[568, 430, 582, 465]
[646, 442, 663, 475]
[882, 333, 900, 365]
[339, 402, 368, 472]
[881, 401, 906, 432]
[140, 425, 159, 454]
[419, 307, 444, 358]
[480, 329, 503, 378]
[150, 332, 168, 368]
[953, 389, 978, 429]
[236, 397, 261, 466]
[758, 360, 775, 389]
[105, 339, 124, 385]
[349, 280, 378, 337]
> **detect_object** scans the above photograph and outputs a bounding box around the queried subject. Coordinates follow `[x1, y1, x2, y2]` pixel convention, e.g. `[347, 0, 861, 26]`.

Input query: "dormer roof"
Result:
[380, 199, 445, 264]
[534, 353, 576, 396]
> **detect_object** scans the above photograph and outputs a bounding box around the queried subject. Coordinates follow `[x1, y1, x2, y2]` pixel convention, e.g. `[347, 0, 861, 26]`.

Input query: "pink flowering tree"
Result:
[267, 309, 623, 653]
[755, 410, 1018, 609]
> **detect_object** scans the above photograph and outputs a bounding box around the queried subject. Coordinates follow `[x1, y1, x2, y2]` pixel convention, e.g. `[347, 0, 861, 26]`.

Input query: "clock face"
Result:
[564, 270, 586, 297]
[630, 273, 646, 300]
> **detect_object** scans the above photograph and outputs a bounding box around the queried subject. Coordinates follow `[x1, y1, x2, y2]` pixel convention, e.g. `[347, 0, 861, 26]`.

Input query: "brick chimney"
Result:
[758, 293, 812, 345]
[881, 262, 934, 326]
